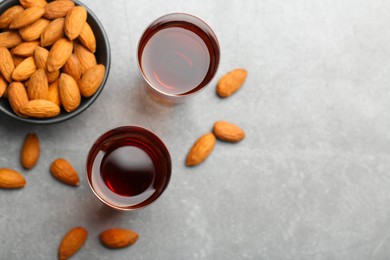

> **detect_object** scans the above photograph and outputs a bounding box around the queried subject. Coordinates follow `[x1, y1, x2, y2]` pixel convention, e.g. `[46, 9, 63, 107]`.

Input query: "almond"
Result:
[44, 0, 75, 19]
[11, 41, 40, 57]
[33, 46, 49, 70]
[0, 168, 26, 189]
[8, 82, 29, 117]
[46, 69, 60, 83]
[47, 38, 73, 72]
[0, 75, 7, 97]
[186, 133, 216, 166]
[78, 23, 96, 53]
[40, 18, 65, 47]
[64, 6, 87, 40]
[19, 18, 50, 41]
[47, 80, 60, 106]
[59, 73, 80, 112]
[12, 56, 36, 81]
[0, 31, 22, 48]
[62, 54, 81, 81]
[74, 43, 96, 74]
[12, 54, 24, 67]
[99, 229, 139, 249]
[0, 5, 24, 29]
[19, 99, 60, 118]
[0, 47, 15, 82]
[78, 64, 105, 97]
[20, 0, 47, 8]
[58, 227, 87, 260]
[21, 132, 40, 169]
[50, 158, 80, 186]
[216, 68, 247, 98]
[213, 121, 245, 142]
[27, 69, 48, 100]
[10, 7, 45, 29]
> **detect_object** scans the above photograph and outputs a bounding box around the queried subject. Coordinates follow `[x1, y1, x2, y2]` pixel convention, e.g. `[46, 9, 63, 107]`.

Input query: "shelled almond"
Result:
[0, 0, 105, 119]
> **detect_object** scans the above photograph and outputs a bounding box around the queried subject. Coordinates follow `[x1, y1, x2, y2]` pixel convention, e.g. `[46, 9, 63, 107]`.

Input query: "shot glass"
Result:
[137, 13, 220, 103]
[86, 126, 171, 211]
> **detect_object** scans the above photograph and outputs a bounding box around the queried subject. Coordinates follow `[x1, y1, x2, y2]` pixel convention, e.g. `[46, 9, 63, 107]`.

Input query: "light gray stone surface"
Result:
[1, 0, 390, 259]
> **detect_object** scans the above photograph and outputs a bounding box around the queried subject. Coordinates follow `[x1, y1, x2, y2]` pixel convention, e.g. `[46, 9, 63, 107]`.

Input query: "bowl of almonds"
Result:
[0, 0, 110, 124]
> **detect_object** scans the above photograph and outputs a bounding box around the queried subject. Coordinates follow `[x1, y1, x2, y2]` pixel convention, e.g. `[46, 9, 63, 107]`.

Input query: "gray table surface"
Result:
[1, 0, 390, 259]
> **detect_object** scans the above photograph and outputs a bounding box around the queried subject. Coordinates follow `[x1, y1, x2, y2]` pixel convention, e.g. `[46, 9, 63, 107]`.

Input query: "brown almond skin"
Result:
[44, 0, 75, 19]
[46, 69, 60, 83]
[11, 41, 40, 57]
[19, 99, 60, 118]
[50, 158, 80, 186]
[74, 43, 96, 74]
[10, 7, 45, 29]
[0, 5, 24, 29]
[19, 18, 50, 42]
[58, 227, 88, 260]
[62, 54, 81, 81]
[59, 73, 80, 112]
[12, 56, 37, 81]
[213, 121, 245, 142]
[21, 132, 40, 169]
[186, 133, 216, 166]
[217, 68, 247, 98]
[12, 55, 24, 67]
[47, 38, 73, 72]
[78, 64, 105, 97]
[33, 46, 49, 70]
[47, 80, 60, 106]
[8, 82, 29, 117]
[27, 69, 49, 100]
[78, 23, 96, 53]
[0, 168, 26, 189]
[0, 31, 22, 49]
[0, 75, 7, 97]
[40, 18, 65, 47]
[0, 47, 15, 82]
[64, 6, 87, 40]
[100, 229, 139, 249]
[20, 0, 47, 8]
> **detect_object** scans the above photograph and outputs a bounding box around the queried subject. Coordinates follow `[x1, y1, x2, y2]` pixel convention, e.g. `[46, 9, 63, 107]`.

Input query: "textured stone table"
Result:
[1, 0, 390, 259]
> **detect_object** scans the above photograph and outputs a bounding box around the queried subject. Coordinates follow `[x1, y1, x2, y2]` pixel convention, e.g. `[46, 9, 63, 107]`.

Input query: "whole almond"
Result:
[0, 168, 26, 189]
[27, 69, 48, 100]
[62, 54, 81, 81]
[186, 133, 216, 166]
[10, 7, 45, 29]
[213, 121, 245, 142]
[19, 18, 50, 41]
[78, 64, 105, 97]
[21, 132, 40, 169]
[40, 18, 65, 47]
[100, 229, 139, 249]
[47, 38, 73, 72]
[8, 82, 28, 117]
[78, 23, 96, 53]
[0, 31, 22, 48]
[46, 69, 60, 83]
[20, 0, 47, 8]
[74, 43, 96, 74]
[58, 227, 87, 260]
[33, 46, 49, 69]
[217, 68, 247, 98]
[0, 75, 7, 97]
[12, 56, 36, 81]
[0, 47, 15, 82]
[50, 158, 80, 186]
[11, 41, 40, 57]
[44, 0, 75, 19]
[59, 73, 80, 112]
[0, 5, 24, 29]
[64, 6, 87, 40]
[47, 80, 60, 106]
[19, 99, 60, 118]
[12, 55, 24, 67]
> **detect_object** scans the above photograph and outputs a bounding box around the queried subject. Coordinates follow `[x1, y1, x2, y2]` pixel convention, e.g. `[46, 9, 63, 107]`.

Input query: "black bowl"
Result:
[0, 0, 111, 124]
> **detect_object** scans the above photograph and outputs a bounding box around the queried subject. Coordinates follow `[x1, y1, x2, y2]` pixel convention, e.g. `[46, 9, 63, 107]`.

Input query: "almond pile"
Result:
[186, 68, 248, 166]
[0, 0, 106, 119]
